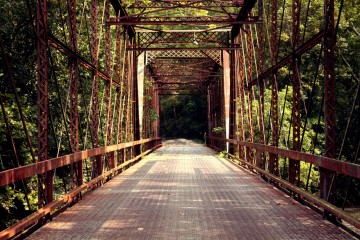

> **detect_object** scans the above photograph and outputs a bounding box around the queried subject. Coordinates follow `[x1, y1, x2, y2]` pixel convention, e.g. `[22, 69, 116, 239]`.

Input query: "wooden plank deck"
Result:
[27, 139, 353, 240]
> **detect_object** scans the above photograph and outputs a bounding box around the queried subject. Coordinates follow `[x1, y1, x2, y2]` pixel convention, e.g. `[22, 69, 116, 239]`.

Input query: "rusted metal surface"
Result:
[223, 51, 231, 152]
[248, 30, 324, 87]
[269, 0, 279, 175]
[321, 0, 336, 200]
[256, 9, 266, 169]
[90, 0, 102, 177]
[154, 89, 160, 138]
[235, 34, 246, 160]
[209, 137, 360, 228]
[229, 37, 237, 154]
[231, 0, 257, 37]
[128, 47, 251, 51]
[68, 0, 82, 188]
[289, 0, 302, 186]
[246, 25, 254, 164]
[131, 35, 141, 156]
[36, 0, 52, 206]
[209, 137, 360, 180]
[0, 142, 161, 240]
[105, 0, 115, 170]
[107, 19, 260, 26]
[24, 140, 352, 239]
[0, 138, 160, 187]
[48, 35, 120, 87]
[136, 30, 229, 49]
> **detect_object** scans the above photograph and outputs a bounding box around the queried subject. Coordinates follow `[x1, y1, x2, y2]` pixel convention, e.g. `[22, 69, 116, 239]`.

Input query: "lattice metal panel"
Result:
[134, 16, 234, 22]
[202, 50, 222, 66]
[129, 0, 243, 8]
[138, 31, 229, 47]
[146, 50, 221, 65]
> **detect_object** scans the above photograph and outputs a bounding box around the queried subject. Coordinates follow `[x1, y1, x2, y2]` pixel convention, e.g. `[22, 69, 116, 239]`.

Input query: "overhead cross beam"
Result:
[107, 19, 260, 26]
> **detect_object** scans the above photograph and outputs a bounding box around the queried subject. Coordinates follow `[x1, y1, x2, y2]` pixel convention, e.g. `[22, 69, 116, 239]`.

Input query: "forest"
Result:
[0, 0, 359, 232]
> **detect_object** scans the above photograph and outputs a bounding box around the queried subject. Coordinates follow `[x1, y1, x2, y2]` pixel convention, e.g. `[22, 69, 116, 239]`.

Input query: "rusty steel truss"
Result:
[0, 0, 358, 238]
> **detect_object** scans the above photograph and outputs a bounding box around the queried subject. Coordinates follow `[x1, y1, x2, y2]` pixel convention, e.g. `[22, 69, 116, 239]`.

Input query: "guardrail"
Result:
[208, 136, 360, 229]
[0, 137, 161, 240]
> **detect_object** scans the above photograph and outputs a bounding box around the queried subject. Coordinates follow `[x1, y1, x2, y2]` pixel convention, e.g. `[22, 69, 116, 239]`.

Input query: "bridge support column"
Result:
[269, 0, 279, 176]
[207, 86, 211, 145]
[223, 51, 231, 153]
[105, 1, 115, 170]
[154, 88, 160, 138]
[321, 0, 336, 201]
[115, 27, 125, 166]
[246, 25, 255, 165]
[230, 44, 237, 155]
[289, 0, 301, 186]
[37, 0, 53, 206]
[138, 52, 145, 140]
[68, 0, 82, 186]
[131, 35, 141, 157]
[256, 10, 266, 169]
[90, 0, 102, 177]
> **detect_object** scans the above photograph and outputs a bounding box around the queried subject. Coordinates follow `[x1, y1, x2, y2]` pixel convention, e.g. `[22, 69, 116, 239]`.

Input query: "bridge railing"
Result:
[208, 136, 360, 229]
[0, 137, 161, 239]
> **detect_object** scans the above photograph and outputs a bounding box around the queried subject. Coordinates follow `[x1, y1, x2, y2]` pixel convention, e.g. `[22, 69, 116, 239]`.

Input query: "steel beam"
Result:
[128, 47, 242, 51]
[289, 0, 301, 186]
[107, 19, 260, 26]
[223, 51, 231, 153]
[68, 0, 82, 187]
[90, 0, 102, 177]
[236, 33, 246, 160]
[246, 25, 254, 165]
[1, 137, 358, 189]
[48, 35, 120, 87]
[321, 0, 336, 201]
[36, 0, 52, 206]
[248, 30, 324, 88]
[256, 6, 266, 169]
[131, 36, 141, 157]
[231, 0, 257, 37]
[105, 1, 115, 170]
[269, 0, 279, 175]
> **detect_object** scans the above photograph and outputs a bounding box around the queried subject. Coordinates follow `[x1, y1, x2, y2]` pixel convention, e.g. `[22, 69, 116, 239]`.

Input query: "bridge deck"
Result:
[28, 139, 351, 240]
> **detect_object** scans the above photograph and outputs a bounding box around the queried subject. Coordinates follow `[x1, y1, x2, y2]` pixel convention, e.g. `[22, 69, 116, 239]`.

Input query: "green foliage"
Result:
[212, 127, 225, 135]
[160, 94, 207, 139]
[217, 151, 228, 159]
[149, 108, 157, 123]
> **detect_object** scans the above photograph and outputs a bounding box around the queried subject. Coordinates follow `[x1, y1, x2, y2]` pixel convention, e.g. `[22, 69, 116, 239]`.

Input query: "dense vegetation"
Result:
[160, 95, 207, 139]
[0, 0, 359, 232]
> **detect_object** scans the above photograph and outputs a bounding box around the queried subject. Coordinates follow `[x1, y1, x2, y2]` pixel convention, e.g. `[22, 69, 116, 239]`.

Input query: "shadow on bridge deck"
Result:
[27, 139, 352, 240]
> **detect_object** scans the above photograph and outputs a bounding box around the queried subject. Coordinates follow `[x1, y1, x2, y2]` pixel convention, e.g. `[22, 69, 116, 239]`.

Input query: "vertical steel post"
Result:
[207, 86, 211, 145]
[131, 35, 141, 156]
[68, 0, 82, 187]
[238, 33, 246, 160]
[230, 39, 237, 154]
[125, 33, 132, 159]
[256, 4, 266, 169]
[37, 0, 52, 206]
[90, 0, 102, 177]
[223, 51, 231, 152]
[321, 0, 336, 200]
[115, 26, 124, 165]
[289, 0, 301, 186]
[269, 0, 279, 175]
[104, 1, 114, 169]
[246, 25, 254, 164]
[155, 88, 160, 138]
